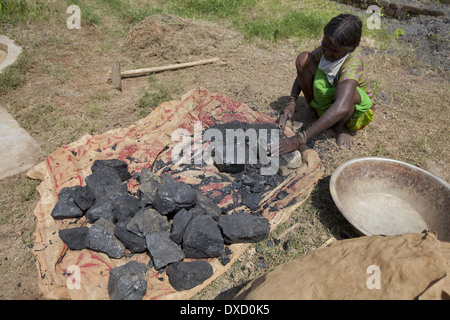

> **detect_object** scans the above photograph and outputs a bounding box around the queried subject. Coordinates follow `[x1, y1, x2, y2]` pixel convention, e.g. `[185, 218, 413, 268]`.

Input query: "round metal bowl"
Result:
[330, 157, 450, 242]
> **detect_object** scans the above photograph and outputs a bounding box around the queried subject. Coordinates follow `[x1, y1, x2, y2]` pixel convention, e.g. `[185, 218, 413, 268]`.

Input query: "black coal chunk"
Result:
[85, 196, 116, 223]
[169, 208, 193, 244]
[114, 220, 147, 253]
[87, 217, 125, 258]
[194, 191, 222, 221]
[71, 185, 95, 212]
[152, 174, 197, 215]
[108, 261, 147, 300]
[138, 168, 161, 207]
[166, 260, 213, 291]
[51, 187, 84, 220]
[59, 226, 89, 250]
[126, 207, 169, 237]
[110, 194, 140, 222]
[219, 247, 233, 266]
[145, 232, 185, 270]
[85, 189, 136, 223]
[91, 159, 132, 182]
[218, 212, 270, 244]
[85, 167, 123, 200]
[182, 215, 224, 259]
[242, 193, 263, 210]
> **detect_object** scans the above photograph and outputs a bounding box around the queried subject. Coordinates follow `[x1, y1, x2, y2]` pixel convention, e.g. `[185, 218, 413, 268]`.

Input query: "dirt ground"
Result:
[0, 2, 448, 300]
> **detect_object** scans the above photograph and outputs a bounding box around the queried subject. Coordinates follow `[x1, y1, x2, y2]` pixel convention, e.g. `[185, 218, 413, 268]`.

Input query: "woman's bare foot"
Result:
[334, 126, 354, 148]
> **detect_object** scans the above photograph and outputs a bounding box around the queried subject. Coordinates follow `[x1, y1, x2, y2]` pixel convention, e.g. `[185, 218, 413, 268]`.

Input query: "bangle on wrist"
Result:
[298, 131, 307, 144]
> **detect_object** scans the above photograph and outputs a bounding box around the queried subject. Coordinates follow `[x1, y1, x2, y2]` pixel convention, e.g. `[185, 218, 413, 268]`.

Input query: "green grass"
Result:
[0, 49, 31, 96]
[96, 0, 162, 24]
[136, 78, 175, 117]
[0, 0, 50, 24]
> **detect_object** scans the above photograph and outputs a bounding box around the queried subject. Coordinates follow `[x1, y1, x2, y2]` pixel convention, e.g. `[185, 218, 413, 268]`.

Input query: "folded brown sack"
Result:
[235, 232, 449, 300]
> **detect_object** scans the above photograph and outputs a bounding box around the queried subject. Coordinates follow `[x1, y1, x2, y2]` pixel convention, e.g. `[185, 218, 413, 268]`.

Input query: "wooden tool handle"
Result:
[117, 58, 220, 79]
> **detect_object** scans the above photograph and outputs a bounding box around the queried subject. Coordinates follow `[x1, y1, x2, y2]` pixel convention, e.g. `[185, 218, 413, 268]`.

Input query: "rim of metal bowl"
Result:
[329, 157, 450, 237]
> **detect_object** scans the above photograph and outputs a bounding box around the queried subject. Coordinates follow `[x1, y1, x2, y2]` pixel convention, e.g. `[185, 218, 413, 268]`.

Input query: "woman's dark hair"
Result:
[324, 14, 362, 48]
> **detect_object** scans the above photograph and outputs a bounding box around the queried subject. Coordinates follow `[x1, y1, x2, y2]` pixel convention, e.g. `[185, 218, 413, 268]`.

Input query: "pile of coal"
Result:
[161, 122, 288, 214]
[53, 159, 270, 299]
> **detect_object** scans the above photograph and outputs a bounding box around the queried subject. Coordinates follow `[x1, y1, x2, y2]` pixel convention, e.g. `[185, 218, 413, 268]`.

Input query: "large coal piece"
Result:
[85, 189, 138, 224]
[114, 219, 147, 253]
[152, 174, 197, 215]
[87, 217, 125, 259]
[71, 185, 95, 212]
[110, 194, 140, 222]
[91, 159, 132, 182]
[85, 196, 116, 223]
[138, 168, 161, 207]
[85, 166, 124, 200]
[145, 232, 185, 270]
[126, 207, 169, 237]
[182, 215, 224, 259]
[170, 208, 193, 244]
[59, 226, 89, 250]
[194, 190, 222, 221]
[218, 212, 270, 244]
[108, 261, 147, 300]
[166, 260, 213, 291]
[51, 187, 85, 220]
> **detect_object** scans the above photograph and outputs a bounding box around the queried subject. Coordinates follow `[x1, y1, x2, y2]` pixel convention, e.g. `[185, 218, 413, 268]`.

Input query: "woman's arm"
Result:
[275, 79, 358, 155]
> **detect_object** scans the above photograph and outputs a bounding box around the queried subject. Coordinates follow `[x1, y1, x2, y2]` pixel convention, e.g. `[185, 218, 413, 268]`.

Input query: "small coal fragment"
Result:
[166, 260, 213, 291]
[85, 167, 123, 200]
[251, 181, 265, 193]
[256, 257, 267, 269]
[182, 215, 224, 259]
[71, 185, 95, 212]
[169, 208, 193, 244]
[51, 187, 84, 220]
[283, 240, 290, 253]
[91, 159, 132, 182]
[218, 246, 233, 266]
[145, 232, 185, 270]
[87, 217, 125, 258]
[59, 227, 89, 250]
[218, 212, 270, 244]
[114, 220, 147, 253]
[152, 174, 197, 215]
[127, 207, 169, 237]
[242, 193, 262, 210]
[242, 175, 256, 187]
[108, 261, 147, 300]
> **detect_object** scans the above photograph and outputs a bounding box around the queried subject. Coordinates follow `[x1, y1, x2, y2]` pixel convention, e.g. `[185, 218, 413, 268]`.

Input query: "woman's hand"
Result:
[269, 134, 304, 156]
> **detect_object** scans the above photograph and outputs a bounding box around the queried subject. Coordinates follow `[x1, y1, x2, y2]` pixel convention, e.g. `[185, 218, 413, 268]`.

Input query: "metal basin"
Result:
[330, 157, 450, 242]
[0, 43, 7, 64]
[0, 35, 22, 74]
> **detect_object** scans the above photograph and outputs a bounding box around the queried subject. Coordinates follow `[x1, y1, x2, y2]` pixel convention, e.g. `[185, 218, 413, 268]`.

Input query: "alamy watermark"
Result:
[171, 121, 279, 176]
[366, 264, 381, 290]
[66, 5, 81, 30]
[66, 265, 81, 290]
[366, 5, 381, 30]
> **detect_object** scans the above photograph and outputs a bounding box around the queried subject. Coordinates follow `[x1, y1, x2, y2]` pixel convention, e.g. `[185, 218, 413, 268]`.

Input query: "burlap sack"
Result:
[27, 88, 324, 300]
[235, 232, 449, 300]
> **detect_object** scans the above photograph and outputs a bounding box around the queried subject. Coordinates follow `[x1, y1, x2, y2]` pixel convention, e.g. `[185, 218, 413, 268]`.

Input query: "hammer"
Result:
[110, 58, 221, 91]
